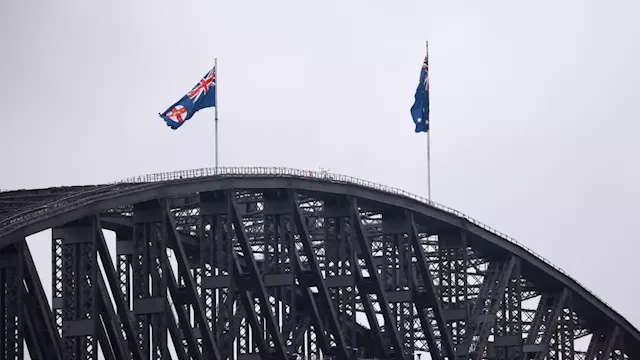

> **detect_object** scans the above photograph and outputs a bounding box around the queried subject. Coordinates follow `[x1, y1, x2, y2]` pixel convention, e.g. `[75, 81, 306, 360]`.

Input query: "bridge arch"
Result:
[0, 167, 636, 360]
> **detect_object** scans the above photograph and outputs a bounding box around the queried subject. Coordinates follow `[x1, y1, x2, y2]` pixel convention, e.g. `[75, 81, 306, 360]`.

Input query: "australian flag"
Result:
[159, 66, 216, 130]
[410, 55, 429, 133]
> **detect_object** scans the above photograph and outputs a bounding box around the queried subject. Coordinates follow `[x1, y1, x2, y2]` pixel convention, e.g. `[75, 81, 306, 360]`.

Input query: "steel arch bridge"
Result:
[0, 167, 637, 360]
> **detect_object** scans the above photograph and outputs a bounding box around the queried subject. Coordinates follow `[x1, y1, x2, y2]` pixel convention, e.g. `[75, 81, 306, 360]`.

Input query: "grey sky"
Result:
[1, 0, 639, 340]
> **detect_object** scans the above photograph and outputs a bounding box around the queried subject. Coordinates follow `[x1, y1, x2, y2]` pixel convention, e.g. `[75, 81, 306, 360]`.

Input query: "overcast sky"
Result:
[1, 0, 639, 346]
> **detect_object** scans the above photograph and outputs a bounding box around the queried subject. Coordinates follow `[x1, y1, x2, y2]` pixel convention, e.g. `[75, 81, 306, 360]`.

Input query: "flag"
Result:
[410, 55, 429, 133]
[159, 66, 216, 130]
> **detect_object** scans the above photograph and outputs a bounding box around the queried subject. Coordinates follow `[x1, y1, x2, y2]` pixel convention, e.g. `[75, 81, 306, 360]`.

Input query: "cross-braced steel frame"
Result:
[0, 170, 637, 360]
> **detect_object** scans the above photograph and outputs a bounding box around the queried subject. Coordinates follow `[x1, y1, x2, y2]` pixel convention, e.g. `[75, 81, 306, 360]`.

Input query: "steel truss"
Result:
[0, 185, 636, 360]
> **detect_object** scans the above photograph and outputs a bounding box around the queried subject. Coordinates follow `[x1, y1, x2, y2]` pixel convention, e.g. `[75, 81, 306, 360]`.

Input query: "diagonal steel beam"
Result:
[199, 191, 280, 357]
[291, 315, 312, 350]
[473, 256, 517, 360]
[259, 195, 332, 354]
[585, 329, 604, 360]
[376, 212, 441, 359]
[107, 220, 222, 357]
[323, 197, 388, 357]
[348, 197, 405, 359]
[265, 192, 334, 354]
[353, 268, 389, 356]
[163, 261, 203, 360]
[163, 202, 222, 360]
[230, 250, 272, 356]
[22, 303, 47, 360]
[601, 326, 621, 360]
[291, 191, 352, 360]
[22, 242, 63, 360]
[102, 206, 443, 357]
[526, 294, 551, 345]
[408, 212, 456, 359]
[532, 288, 569, 360]
[291, 252, 333, 353]
[97, 317, 118, 360]
[104, 212, 343, 356]
[410, 222, 447, 360]
[228, 192, 288, 359]
[94, 219, 145, 360]
[96, 270, 130, 360]
[162, 297, 190, 360]
[105, 211, 349, 357]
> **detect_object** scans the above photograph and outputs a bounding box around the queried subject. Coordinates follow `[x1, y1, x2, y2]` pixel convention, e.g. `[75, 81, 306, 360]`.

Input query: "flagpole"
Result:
[427, 128, 431, 201]
[214, 58, 219, 171]
[425, 41, 431, 201]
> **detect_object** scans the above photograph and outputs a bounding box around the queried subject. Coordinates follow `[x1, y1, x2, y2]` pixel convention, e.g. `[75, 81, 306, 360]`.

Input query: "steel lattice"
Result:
[0, 170, 637, 360]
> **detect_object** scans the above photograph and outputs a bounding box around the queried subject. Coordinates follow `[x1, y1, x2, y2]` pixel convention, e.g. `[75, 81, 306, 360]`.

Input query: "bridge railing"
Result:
[113, 166, 609, 309]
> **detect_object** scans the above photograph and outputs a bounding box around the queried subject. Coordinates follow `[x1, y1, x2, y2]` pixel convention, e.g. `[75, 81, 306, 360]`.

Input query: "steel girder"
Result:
[0, 241, 24, 360]
[23, 243, 63, 360]
[0, 182, 636, 360]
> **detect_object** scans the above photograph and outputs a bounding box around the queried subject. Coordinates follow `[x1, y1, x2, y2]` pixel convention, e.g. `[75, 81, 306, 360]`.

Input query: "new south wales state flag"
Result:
[159, 66, 217, 130]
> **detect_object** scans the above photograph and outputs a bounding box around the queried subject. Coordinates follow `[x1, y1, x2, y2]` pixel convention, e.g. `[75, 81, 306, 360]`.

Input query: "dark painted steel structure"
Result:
[0, 167, 637, 360]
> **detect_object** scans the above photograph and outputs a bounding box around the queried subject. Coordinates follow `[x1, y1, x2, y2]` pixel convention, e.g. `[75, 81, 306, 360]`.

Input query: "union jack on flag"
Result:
[159, 66, 217, 130]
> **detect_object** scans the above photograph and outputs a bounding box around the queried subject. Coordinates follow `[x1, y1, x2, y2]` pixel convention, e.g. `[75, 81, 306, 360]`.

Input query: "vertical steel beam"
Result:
[115, 229, 132, 333]
[495, 258, 523, 360]
[200, 191, 239, 359]
[559, 294, 575, 360]
[132, 202, 170, 360]
[0, 241, 24, 360]
[150, 218, 169, 360]
[132, 206, 153, 358]
[381, 211, 417, 355]
[52, 234, 64, 339]
[53, 218, 99, 360]
[198, 202, 216, 352]
[263, 191, 301, 355]
[438, 229, 470, 351]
